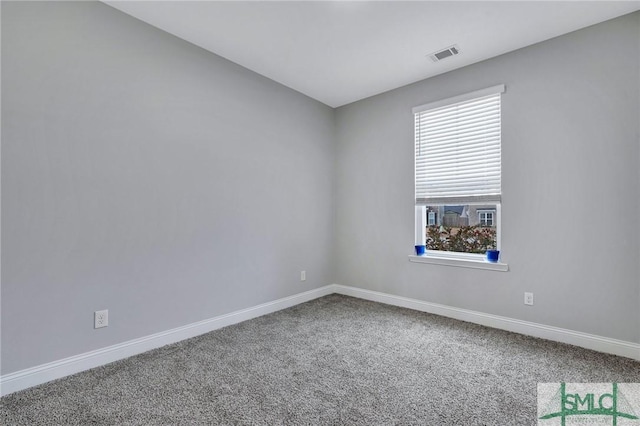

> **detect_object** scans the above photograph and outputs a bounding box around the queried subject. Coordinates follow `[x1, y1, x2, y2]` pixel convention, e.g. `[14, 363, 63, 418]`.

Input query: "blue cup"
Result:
[486, 249, 500, 263]
[415, 245, 426, 255]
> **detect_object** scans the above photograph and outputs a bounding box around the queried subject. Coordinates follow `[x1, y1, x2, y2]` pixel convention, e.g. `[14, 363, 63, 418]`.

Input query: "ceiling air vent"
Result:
[428, 45, 461, 62]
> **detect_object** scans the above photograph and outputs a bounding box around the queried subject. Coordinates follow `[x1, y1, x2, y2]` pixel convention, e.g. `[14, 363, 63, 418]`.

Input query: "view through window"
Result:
[423, 205, 497, 254]
[414, 85, 504, 256]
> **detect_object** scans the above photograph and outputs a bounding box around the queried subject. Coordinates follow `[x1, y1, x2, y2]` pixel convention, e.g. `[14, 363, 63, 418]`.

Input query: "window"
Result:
[427, 211, 436, 226]
[478, 210, 495, 227]
[412, 85, 505, 266]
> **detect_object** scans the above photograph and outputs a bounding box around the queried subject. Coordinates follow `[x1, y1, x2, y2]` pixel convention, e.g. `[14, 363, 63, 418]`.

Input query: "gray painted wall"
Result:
[1, 1, 335, 374]
[1, 1, 639, 377]
[335, 12, 640, 343]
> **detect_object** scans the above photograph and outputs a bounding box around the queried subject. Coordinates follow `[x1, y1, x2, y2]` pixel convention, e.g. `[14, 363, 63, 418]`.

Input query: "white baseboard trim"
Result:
[331, 284, 640, 362]
[0, 285, 335, 397]
[3, 283, 638, 397]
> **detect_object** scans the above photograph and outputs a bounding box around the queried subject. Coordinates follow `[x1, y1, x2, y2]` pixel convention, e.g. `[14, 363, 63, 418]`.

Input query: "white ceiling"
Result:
[104, 1, 640, 107]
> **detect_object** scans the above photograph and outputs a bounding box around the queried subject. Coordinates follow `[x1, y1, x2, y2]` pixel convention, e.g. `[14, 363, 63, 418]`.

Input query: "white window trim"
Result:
[409, 251, 508, 272]
[478, 210, 495, 227]
[413, 201, 507, 271]
[427, 211, 436, 226]
[413, 85, 507, 271]
[412, 84, 505, 115]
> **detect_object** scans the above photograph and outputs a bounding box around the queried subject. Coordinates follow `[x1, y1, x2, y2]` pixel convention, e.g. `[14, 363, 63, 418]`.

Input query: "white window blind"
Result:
[414, 85, 504, 205]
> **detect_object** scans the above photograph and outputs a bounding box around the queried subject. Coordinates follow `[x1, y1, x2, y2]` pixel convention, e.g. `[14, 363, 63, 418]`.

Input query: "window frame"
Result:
[427, 211, 436, 226]
[410, 85, 508, 271]
[413, 204, 505, 270]
[478, 209, 496, 227]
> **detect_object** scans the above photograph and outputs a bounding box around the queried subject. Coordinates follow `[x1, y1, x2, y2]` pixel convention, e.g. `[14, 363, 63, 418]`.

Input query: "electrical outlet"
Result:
[300, 270, 306, 281]
[524, 292, 534, 306]
[94, 309, 108, 329]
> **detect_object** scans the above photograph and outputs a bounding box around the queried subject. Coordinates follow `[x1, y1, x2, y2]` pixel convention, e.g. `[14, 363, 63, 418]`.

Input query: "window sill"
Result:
[408, 252, 509, 271]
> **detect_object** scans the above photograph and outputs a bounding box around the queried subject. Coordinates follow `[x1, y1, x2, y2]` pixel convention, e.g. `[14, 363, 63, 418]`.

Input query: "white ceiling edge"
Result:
[103, 1, 640, 108]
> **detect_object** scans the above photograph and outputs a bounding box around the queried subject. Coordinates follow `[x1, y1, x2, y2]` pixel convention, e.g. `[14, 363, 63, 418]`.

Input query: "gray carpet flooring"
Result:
[1, 294, 639, 425]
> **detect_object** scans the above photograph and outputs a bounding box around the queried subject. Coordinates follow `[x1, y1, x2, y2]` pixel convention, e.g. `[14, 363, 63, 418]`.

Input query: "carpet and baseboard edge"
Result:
[331, 284, 640, 362]
[2, 283, 638, 396]
[0, 286, 334, 397]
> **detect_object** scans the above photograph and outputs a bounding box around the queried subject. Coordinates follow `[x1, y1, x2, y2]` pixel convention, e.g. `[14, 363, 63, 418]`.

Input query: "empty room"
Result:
[1, 1, 640, 424]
